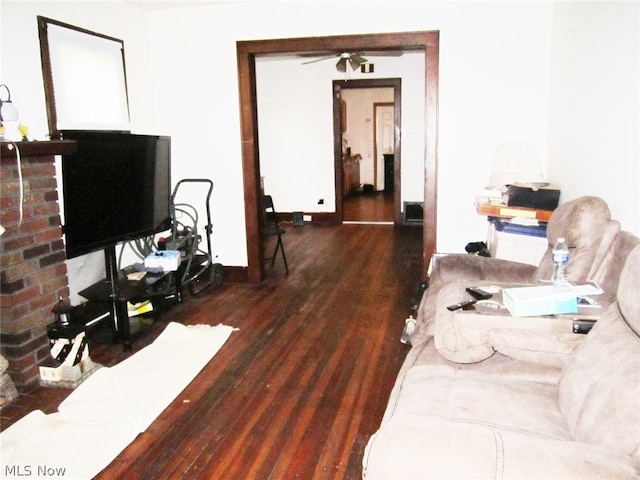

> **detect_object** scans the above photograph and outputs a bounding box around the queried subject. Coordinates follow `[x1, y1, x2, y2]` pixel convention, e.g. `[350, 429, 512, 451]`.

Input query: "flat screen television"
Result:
[60, 130, 172, 259]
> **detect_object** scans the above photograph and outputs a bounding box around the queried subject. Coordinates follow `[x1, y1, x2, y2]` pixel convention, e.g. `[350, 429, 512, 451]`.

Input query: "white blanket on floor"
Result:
[1, 322, 235, 480]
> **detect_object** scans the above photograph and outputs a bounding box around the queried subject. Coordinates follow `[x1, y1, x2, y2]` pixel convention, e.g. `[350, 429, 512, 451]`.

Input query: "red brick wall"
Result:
[1, 149, 70, 392]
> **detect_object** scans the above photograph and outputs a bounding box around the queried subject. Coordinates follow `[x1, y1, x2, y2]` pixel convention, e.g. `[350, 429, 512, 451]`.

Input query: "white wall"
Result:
[3, 1, 637, 298]
[146, 0, 554, 255]
[0, 1, 155, 140]
[256, 54, 343, 213]
[548, 1, 640, 234]
[256, 53, 422, 213]
[1, 0, 157, 303]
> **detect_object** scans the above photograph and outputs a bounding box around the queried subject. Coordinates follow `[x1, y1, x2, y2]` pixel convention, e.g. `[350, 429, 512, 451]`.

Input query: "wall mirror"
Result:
[37, 16, 130, 138]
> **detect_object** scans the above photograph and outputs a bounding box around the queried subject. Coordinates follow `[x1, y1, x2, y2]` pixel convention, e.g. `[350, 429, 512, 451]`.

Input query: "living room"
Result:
[2, 1, 638, 277]
[1, 0, 638, 478]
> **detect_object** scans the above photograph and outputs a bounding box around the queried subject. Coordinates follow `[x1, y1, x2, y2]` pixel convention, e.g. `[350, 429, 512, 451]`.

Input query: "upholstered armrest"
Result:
[431, 254, 538, 285]
[412, 255, 538, 346]
[432, 281, 584, 367]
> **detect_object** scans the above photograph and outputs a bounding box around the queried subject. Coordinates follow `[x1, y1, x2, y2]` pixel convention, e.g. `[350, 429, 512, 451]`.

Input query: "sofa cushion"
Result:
[588, 229, 640, 298]
[559, 243, 640, 466]
[363, 415, 637, 479]
[387, 365, 567, 439]
[364, 361, 639, 479]
[618, 243, 640, 327]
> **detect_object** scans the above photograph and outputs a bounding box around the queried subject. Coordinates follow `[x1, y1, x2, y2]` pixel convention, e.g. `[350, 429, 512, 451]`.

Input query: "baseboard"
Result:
[276, 212, 340, 225]
[222, 265, 249, 283]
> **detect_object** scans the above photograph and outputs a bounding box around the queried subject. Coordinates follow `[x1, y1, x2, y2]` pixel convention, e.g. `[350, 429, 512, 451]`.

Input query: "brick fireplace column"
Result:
[0, 140, 76, 393]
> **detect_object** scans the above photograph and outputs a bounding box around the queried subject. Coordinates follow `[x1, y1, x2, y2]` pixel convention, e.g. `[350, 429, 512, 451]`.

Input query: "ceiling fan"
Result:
[301, 51, 402, 73]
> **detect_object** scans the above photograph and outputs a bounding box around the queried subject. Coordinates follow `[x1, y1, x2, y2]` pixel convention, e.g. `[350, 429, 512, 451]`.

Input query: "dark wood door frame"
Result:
[333, 79, 401, 224]
[237, 31, 439, 283]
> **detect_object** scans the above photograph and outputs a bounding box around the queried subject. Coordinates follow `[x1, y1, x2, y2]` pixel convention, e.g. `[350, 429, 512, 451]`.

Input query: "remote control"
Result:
[447, 299, 477, 311]
[466, 287, 493, 300]
[573, 319, 596, 334]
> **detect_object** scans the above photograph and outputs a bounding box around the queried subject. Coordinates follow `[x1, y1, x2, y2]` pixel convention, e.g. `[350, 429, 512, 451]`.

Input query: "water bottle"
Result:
[551, 237, 569, 284]
[401, 315, 416, 345]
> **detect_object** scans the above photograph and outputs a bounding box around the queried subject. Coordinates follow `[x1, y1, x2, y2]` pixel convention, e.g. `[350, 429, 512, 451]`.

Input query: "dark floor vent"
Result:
[403, 202, 424, 225]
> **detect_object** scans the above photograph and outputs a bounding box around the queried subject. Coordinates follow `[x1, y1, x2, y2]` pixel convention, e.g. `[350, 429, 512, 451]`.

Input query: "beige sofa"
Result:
[363, 199, 640, 479]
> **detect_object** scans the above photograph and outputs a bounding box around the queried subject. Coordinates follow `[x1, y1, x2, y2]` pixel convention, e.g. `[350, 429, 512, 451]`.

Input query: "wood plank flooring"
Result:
[343, 192, 394, 223]
[1, 222, 423, 479]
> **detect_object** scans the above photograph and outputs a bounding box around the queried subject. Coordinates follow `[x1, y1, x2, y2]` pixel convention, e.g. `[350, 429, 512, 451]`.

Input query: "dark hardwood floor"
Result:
[1, 222, 423, 479]
[343, 191, 394, 223]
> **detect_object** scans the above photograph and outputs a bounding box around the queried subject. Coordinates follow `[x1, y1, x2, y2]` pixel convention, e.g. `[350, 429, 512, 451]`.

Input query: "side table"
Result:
[78, 266, 174, 350]
[476, 198, 553, 265]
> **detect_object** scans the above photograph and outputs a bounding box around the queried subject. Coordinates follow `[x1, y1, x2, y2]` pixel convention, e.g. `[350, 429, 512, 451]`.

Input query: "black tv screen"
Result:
[61, 131, 172, 259]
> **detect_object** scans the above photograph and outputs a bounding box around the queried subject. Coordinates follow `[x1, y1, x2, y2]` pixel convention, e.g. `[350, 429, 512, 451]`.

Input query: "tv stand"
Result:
[78, 246, 174, 350]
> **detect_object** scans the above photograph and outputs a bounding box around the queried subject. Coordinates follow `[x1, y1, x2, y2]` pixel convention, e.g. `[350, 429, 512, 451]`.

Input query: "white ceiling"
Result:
[124, 0, 248, 10]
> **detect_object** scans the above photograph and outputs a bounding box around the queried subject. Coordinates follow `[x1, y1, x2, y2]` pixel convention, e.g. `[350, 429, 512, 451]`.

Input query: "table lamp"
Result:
[0, 84, 21, 142]
[486, 141, 548, 191]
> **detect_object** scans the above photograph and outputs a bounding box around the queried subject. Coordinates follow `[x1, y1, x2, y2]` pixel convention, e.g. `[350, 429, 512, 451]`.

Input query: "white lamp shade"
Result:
[486, 141, 548, 190]
[1, 100, 21, 141]
[1, 100, 18, 122]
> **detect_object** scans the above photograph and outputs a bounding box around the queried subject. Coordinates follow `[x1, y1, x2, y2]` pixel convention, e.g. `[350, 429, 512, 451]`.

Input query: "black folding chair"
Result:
[262, 195, 289, 274]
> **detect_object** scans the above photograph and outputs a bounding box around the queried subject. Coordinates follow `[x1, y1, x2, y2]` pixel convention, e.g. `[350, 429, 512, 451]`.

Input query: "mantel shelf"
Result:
[0, 140, 76, 162]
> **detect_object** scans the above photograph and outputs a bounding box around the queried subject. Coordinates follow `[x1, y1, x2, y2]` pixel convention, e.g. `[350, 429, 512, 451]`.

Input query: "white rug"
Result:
[1, 322, 235, 479]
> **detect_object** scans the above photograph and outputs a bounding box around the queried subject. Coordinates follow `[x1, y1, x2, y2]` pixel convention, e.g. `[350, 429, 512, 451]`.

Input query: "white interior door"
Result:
[375, 105, 394, 190]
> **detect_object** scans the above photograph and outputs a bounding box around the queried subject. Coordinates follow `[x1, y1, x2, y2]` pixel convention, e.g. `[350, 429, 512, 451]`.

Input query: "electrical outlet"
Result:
[317, 198, 324, 205]
[303, 215, 312, 222]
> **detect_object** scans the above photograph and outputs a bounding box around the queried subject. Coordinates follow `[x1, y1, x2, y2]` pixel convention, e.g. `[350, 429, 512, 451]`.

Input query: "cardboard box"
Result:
[503, 285, 578, 317]
[39, 356, 95, 383]
[39, 329, 98, 387]
[144, 250, 181, 272]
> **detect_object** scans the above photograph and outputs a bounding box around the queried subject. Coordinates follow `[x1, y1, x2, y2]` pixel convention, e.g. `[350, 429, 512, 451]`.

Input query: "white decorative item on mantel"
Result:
[0, 84, 22, 142]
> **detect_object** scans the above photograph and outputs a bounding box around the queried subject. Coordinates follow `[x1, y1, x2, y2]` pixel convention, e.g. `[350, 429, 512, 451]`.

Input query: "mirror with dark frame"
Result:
[37, 15, 130, 138]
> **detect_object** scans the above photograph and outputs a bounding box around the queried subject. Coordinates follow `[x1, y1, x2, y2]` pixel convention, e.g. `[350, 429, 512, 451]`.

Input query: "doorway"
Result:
[375, 103, 395, 194]
[236, 31, 440, 283]
[335, 78, 401, 224]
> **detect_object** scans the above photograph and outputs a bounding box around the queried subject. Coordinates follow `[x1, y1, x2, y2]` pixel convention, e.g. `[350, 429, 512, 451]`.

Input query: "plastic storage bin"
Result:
[487, 218, 548, 265]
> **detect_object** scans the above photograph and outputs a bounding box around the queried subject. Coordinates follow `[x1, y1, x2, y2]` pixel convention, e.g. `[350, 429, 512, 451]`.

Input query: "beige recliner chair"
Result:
[413, 196, 619, 345]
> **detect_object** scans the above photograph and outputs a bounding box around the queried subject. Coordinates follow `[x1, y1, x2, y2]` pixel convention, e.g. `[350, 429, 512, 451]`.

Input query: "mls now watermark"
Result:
[4, 465, 67, 477]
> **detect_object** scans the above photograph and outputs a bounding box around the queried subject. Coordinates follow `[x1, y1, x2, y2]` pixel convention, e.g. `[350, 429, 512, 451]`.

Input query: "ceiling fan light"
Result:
[349, 54, 367, 70]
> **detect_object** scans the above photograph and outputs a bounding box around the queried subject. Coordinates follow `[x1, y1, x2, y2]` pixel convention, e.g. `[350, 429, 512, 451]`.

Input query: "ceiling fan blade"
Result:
[336, 57, 347, 72]
[362, 51, 404, 58]
[298, 50, 346, 58]
[302, 54, 337, 65]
